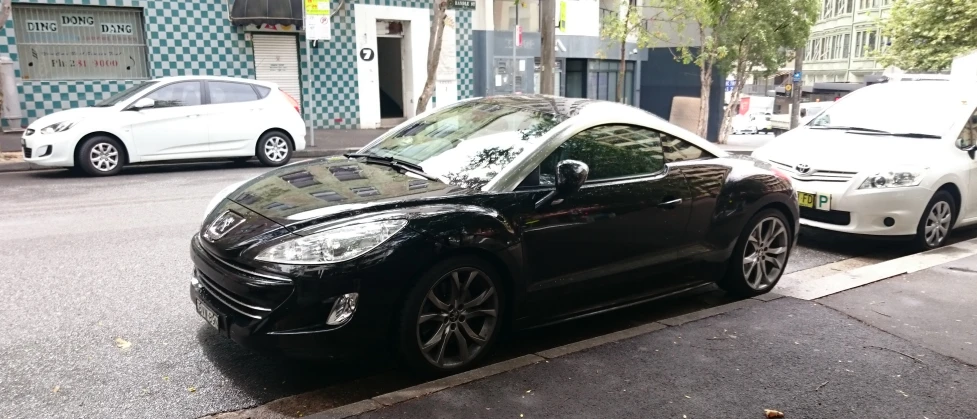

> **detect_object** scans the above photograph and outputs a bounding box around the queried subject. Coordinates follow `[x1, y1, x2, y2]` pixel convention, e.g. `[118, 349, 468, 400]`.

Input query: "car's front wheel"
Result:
[77, 135, 125, 176]
[914, 191, 956, 250]
[719, 209, 793, 297]
[256, 131, 292, 167]
[398, 256, 504, 376]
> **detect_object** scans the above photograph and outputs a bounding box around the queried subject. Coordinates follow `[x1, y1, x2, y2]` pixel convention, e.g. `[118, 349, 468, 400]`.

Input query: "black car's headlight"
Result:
[255, 219, 408, 264]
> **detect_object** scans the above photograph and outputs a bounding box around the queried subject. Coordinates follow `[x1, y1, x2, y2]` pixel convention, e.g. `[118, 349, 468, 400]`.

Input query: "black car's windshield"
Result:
[359, 102, 565, 189]
[806, 84, 966, 138]
[95, 81, 158, 107]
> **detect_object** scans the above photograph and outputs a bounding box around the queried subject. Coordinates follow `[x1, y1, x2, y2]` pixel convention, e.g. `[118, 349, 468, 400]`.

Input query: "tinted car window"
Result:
[146, 82, 202, 108]
[662, 135, 711, 163]
[209, 82, 259, 104]
[255, 85, 271, 99]
[538, 125, 665, 185]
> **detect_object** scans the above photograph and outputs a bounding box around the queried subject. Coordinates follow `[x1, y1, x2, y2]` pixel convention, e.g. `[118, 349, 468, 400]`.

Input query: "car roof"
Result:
[466, 95, 726, 157]
[150, 75, 277, 88]
[856, 80, 977, 101]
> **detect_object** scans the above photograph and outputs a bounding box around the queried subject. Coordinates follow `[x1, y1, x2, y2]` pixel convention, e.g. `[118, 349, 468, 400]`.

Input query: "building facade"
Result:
[801, 0, 892, 84]
[0, 0, 475, 130]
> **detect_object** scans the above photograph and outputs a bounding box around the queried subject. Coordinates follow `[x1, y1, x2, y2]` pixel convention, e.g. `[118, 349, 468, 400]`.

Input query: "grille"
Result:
[23, 147, 32, 158]
[193, 240, 293, 320]
[770, 160, 857, 183]
[800, 207, 851, 226]
[195, 270, 272, 319]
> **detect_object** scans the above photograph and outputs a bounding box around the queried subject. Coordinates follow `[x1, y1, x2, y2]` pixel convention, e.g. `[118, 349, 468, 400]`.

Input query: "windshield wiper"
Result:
[810, 126, 940, 139]
[343, 153, 439, 181]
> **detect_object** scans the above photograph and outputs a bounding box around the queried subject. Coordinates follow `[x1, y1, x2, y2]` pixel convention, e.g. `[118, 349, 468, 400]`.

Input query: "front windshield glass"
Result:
[95, 81, 158, 107]
[806, 84, 964, 137]
[360, 101, 565, 189]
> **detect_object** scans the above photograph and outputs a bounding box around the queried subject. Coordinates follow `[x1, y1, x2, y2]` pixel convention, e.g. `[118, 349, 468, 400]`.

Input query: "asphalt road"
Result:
[0, 162, 972, 418]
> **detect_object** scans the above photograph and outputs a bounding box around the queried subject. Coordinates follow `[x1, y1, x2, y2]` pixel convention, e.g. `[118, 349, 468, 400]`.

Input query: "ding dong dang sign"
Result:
[18, 8, 148, 80]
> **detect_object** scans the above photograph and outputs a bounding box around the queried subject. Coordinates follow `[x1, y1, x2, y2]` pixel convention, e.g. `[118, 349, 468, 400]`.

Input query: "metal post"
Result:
[790, 46, 805, 130]
[512, 5, 518, 94]
[307, 39, 316, 148]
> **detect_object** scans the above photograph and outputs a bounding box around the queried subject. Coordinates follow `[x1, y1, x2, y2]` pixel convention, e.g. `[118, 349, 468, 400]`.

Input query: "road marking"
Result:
[777, 238, 977, 300]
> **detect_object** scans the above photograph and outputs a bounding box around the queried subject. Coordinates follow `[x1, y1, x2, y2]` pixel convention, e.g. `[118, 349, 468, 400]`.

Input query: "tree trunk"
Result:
[696, 61, 712, 138]
[416, 0, 447, 114]
[616, 2, 632, 104]
[0, 0, 11, 119]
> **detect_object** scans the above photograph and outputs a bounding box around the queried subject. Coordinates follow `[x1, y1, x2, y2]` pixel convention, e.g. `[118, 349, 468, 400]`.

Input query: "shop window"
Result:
[13, 4, 149, 81]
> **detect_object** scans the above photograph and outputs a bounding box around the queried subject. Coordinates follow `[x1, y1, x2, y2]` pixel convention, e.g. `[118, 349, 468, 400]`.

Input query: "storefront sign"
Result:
[60, 14, 95, 27]
[448, 0, 476, 10]
[26, 20, 58, 33]
[304, 0, 331, 40]
[100, 23, 134, 35]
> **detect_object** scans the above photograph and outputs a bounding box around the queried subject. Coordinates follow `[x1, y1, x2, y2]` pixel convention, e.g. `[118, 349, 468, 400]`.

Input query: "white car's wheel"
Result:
[915, 191, 956, 250]
[256, 131, 292, 167]
[77, 136, 125, 176]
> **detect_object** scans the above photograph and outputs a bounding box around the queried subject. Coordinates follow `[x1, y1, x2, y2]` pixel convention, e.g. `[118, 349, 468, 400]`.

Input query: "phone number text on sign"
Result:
[49, 59, 120, 68]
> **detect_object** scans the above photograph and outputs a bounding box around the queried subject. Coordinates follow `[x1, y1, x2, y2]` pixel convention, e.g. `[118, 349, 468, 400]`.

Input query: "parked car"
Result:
[20, 76, 306, 176]
[752, 81, 977, 249]
[190, 96, 799, 375]
[769, 102, 831, 136]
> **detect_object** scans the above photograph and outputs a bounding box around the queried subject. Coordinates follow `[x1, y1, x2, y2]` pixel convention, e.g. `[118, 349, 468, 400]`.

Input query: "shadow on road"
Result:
[17, 160, 267, 179]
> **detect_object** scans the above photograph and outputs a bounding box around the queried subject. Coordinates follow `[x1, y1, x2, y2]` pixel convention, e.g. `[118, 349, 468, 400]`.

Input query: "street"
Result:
[2, 161, 974, 418]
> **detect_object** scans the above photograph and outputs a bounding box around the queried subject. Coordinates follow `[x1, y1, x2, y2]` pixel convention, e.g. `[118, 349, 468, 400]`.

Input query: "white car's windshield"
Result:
[359, 101, 564, 189]
[95, 81, 158, 107]
[806, 85, 961, 137]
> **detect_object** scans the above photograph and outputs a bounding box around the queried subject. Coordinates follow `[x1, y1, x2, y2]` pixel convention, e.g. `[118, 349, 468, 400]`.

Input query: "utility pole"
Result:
[790, 46, 804, 130]
[540, 0, 556, 95]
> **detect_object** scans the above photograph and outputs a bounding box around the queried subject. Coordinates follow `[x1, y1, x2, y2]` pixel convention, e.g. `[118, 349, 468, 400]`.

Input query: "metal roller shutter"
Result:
[252, 34, 301, 102]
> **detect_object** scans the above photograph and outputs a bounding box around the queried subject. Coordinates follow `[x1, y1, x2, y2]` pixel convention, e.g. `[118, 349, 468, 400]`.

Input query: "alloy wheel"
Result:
[89, 143, 120, 172]
[742, 217, 789, 291]
[263, 137, 289, 162]
[924, 201, 952, 247]
[416, 268, 499, 369]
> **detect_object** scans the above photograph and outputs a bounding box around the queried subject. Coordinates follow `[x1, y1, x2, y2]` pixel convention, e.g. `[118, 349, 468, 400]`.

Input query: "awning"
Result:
[230, 0, 304, 28]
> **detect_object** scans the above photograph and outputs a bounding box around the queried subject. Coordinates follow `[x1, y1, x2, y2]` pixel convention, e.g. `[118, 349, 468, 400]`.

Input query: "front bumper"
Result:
[21, 129, 78, 167]
[793, 179, 932, 236]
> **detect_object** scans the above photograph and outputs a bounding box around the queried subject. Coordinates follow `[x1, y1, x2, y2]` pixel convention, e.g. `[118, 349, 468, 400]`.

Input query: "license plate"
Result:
[798, 192, 831, 211]
[196, 299, 220, 331]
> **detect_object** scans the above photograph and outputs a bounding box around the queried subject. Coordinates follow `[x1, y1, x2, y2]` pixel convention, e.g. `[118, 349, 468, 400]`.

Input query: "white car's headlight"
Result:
[858, 168, 925, 189]
[39, 120, 80, 134]
[204, 180, 248, 217]
[256, 219, 408, 265]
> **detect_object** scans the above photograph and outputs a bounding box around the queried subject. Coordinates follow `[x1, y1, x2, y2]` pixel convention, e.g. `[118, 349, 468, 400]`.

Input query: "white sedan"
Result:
[21, 76, 307, 176]
[752, 80, 977, 250]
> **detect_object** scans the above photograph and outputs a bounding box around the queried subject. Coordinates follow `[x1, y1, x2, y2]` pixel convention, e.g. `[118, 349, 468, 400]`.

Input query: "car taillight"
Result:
[281, 89, 300, 113]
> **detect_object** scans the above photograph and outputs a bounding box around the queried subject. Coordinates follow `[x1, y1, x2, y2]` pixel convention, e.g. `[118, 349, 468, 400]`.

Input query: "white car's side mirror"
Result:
[130, 97, 155, 110]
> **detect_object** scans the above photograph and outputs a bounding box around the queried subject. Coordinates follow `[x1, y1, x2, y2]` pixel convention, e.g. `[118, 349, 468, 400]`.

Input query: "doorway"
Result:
[251, 34, 301, 102]
[377, 37, 404, 123]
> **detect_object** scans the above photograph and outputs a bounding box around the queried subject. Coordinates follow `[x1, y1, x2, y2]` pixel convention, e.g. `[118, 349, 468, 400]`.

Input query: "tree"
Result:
[416, 0, 449, 114]
[599, 1, 663, 103]
[879, 0, 977, 72]
[653, 0, 739, 138]
[717, 0, 819, 144]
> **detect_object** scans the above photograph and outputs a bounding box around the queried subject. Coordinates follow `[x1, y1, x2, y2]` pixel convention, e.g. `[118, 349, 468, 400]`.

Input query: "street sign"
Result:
[516, 25, 523, 47]
[359, 48, 375, 61]
[724, 80, 734, 92]
[558, 1, 567, 32]
[785, 84, 792, 92]
[448, 0, 475, 10]
[792, 71, 802, 82]
[304, 0, 331, 40]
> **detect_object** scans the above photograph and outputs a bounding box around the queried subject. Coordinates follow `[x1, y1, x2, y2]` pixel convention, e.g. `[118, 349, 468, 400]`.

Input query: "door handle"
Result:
[658, 198, 683, 209]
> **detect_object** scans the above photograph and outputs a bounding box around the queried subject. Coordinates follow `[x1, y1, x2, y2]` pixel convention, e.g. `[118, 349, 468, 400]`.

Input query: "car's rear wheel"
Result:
[914, 191, 956, 250]
[398, 256, 504, 376]
[256, 131, 292, 167]
[77, 135, 125, 176]
[719, 209, 793, 297]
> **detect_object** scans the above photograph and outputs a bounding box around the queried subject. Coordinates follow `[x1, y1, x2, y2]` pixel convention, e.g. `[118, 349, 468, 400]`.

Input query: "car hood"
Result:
[29, 107, 115, 128]
[226, 156, 463, 228]
[752, 127, 942, 172]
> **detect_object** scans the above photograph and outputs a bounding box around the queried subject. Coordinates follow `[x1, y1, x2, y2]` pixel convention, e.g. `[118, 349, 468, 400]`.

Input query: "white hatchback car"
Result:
[752, 81, 977, 250]
[21, 76, 307, 176]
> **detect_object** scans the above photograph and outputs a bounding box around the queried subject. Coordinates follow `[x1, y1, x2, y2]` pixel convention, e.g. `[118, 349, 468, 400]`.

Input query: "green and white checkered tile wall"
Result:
[0, 0, 474, 130]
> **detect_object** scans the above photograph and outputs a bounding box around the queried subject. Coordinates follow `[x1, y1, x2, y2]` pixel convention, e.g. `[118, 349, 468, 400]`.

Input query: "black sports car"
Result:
[190, 96, 799, 375]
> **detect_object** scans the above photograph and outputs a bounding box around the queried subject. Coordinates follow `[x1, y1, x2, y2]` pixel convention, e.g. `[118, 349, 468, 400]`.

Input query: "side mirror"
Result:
[956, 137, 977, 152]
[130, 97, 155, 110]
[555, 159, 589, 196]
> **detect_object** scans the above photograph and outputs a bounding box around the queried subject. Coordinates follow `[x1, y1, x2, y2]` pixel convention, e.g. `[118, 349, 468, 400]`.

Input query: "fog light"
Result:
[883, 217, 895, 227]
[190, 271, 200, 288]
[327, 293, 359, 326]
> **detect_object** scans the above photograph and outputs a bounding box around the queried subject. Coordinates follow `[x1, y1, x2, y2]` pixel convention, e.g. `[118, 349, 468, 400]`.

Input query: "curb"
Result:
[0, 161, 54, 173]
[307, 293, 783, 419]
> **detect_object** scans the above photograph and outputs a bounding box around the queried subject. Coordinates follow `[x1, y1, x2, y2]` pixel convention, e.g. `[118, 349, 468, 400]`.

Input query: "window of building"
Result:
[842, 33, 851, 59]
[588, 60, 635, 105]
[539, 125, 665, 184]
[145, 82, 203, 108]
[208, 81, 260, 105]
[493, 0, 538, 32]
[822, 0, 832, 19]
[12, 4, 149, 81]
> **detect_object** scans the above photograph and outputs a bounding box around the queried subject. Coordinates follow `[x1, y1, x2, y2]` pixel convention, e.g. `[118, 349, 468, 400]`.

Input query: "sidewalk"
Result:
[314, 254, 977, 419]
